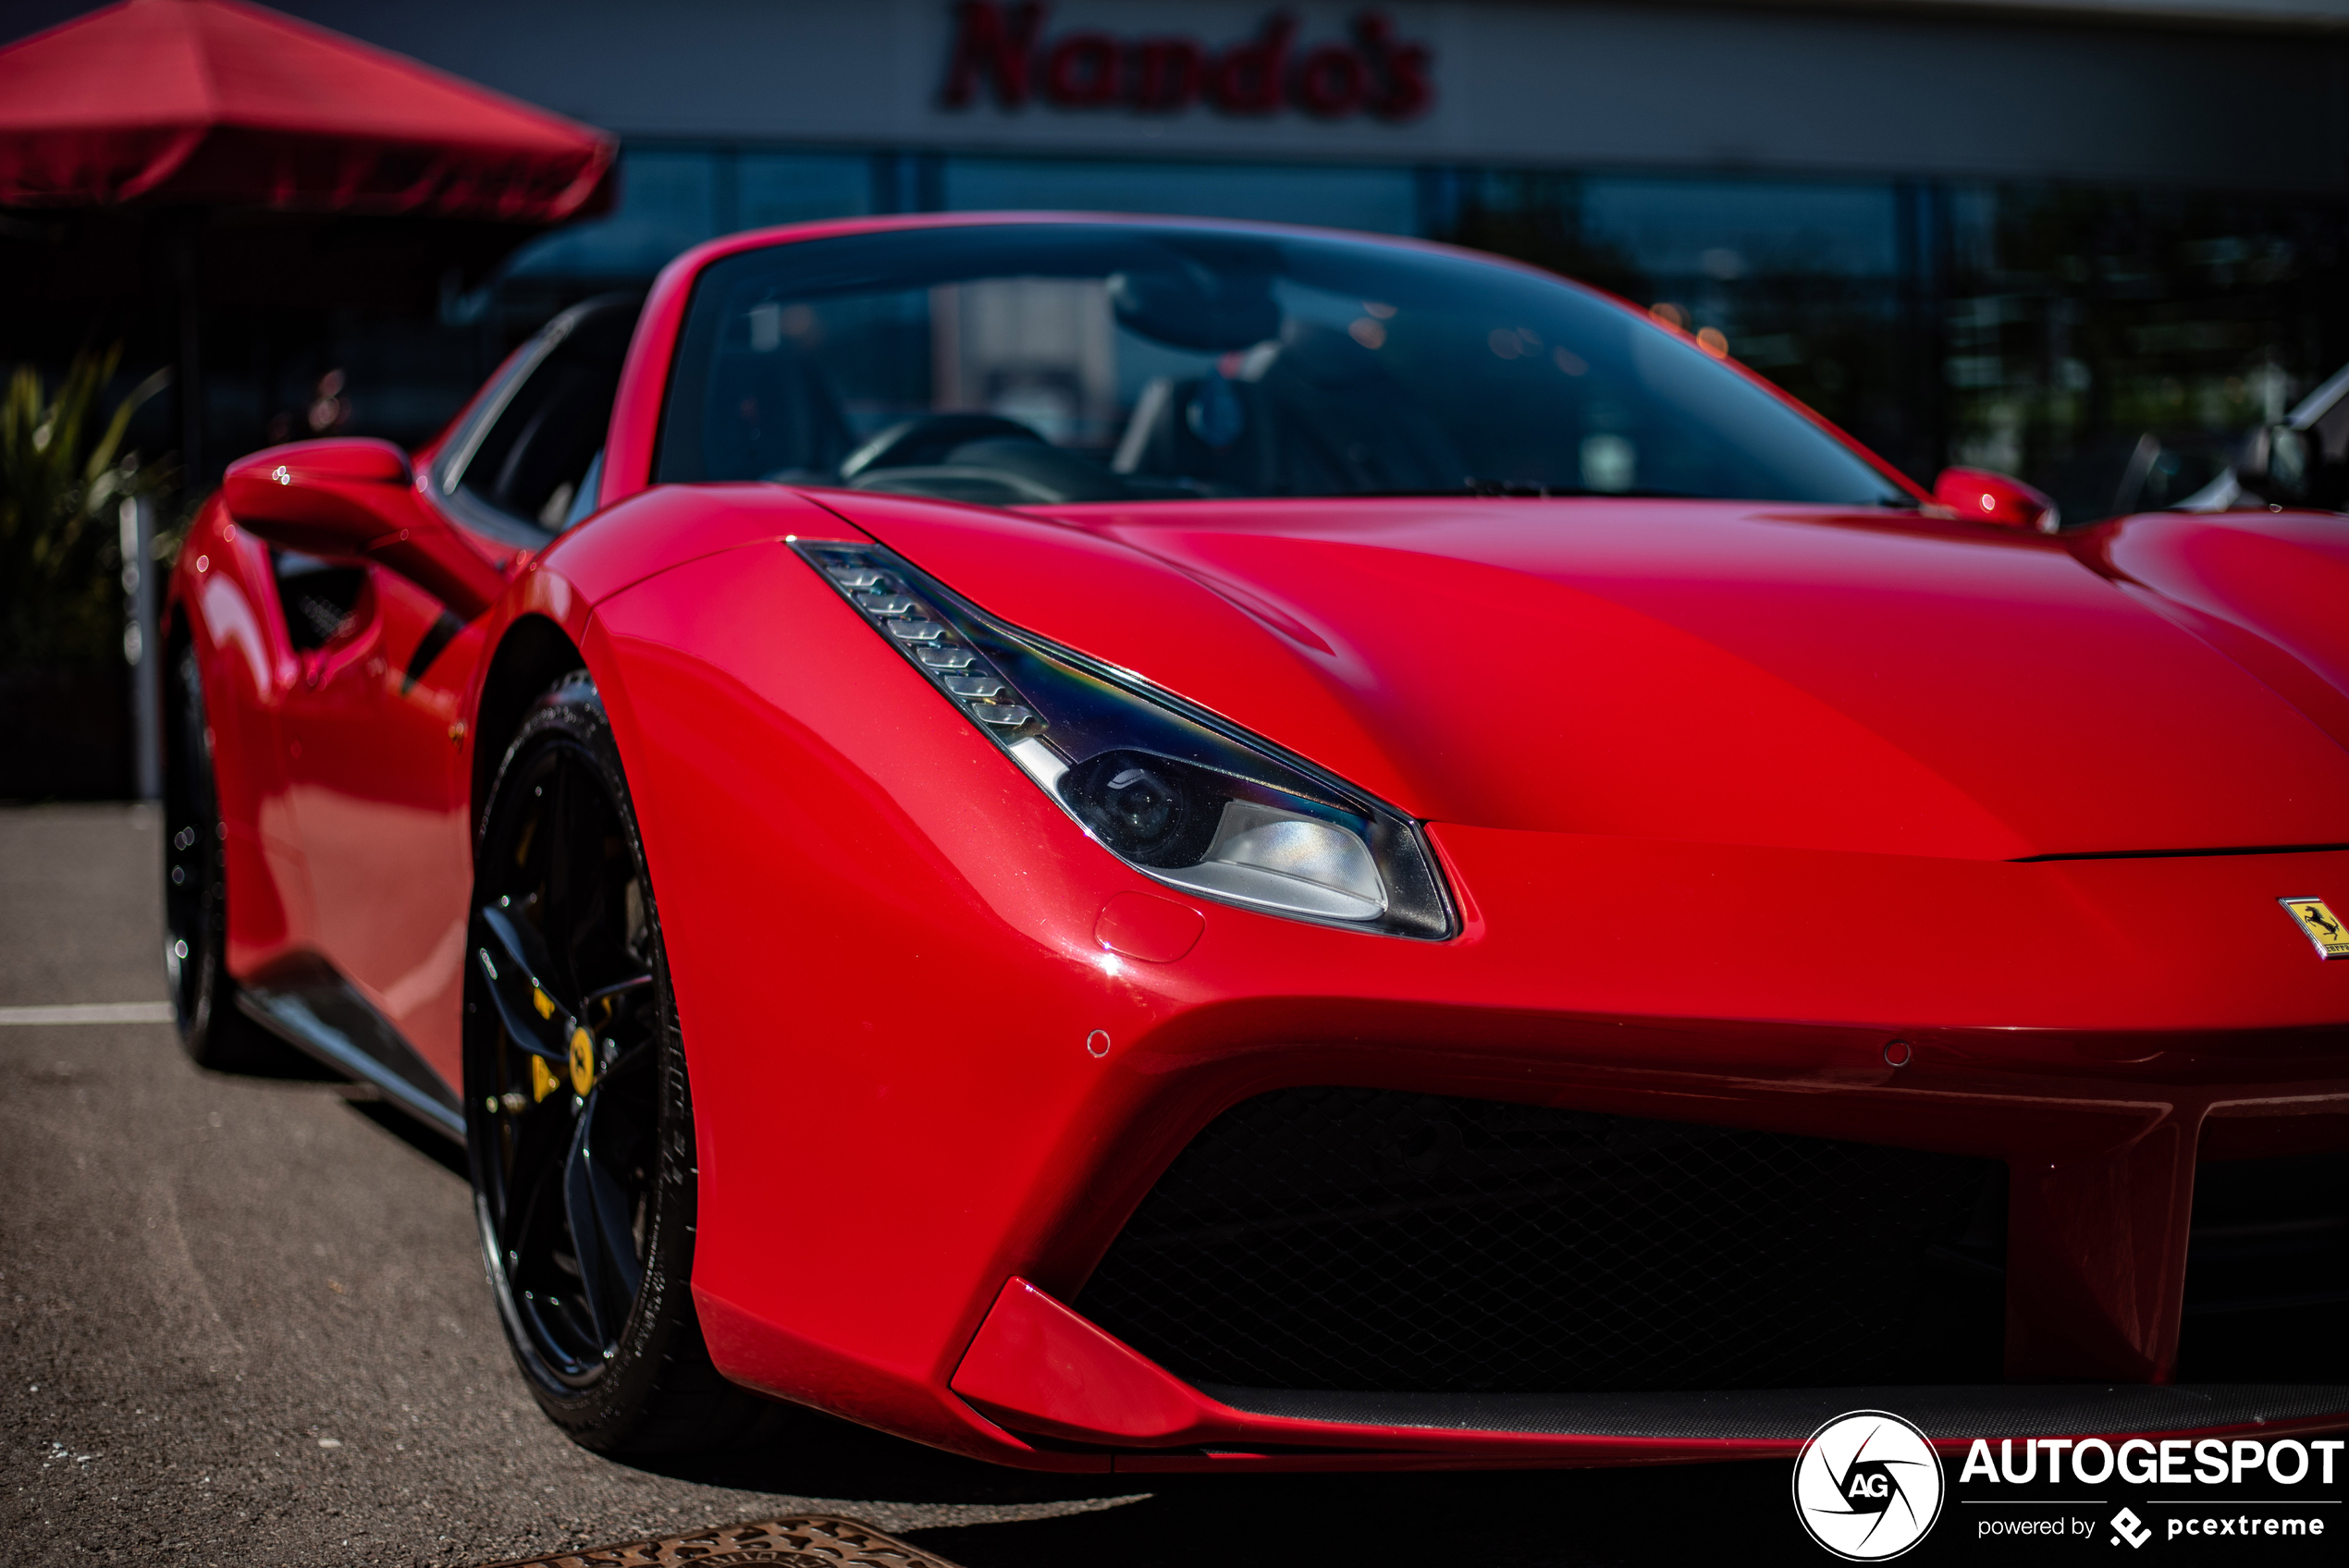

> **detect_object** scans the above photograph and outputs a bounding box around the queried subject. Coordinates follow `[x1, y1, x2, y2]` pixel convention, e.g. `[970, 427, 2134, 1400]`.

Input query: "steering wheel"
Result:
[838, 414, 1045, 479]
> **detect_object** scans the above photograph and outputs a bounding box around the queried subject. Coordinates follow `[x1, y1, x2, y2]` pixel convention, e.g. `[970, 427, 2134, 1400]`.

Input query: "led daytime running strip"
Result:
[805, 548, 1046, 741]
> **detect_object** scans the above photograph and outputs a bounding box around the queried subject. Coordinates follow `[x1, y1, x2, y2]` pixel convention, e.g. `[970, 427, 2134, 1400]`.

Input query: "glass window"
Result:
[1433, 172, 1918, 479]
[451, 300, 640, 533]
[1578, 178, 1901, 281]
[738, 153, 872, 231]
[1940, 182, 2345, 523]
[655, 222, 1909, 508]
[944, 157, 1418, 237]
[1436, 170, 2349, 521]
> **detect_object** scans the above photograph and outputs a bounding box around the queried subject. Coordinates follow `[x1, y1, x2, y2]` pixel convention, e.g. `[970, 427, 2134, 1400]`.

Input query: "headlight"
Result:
[793, 541, 1454, 938]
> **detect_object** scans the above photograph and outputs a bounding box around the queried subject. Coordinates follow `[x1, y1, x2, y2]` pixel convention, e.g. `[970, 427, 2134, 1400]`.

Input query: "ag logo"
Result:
[1792, 1410, 1945, 1561]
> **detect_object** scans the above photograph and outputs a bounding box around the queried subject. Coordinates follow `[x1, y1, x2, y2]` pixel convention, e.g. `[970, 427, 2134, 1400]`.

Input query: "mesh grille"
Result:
[1075, 1086, 2006, 1394]
[2180, 1151, 2349, 1382]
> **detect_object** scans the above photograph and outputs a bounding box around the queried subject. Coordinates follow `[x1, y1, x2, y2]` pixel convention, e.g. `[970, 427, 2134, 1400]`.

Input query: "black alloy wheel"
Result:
[465, 672, 778, 1453]
[162, 638, 276, 1070]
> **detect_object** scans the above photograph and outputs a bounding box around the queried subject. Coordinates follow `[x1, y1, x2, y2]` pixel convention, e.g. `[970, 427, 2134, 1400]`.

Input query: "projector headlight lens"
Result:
[795, 541, 1452, 938]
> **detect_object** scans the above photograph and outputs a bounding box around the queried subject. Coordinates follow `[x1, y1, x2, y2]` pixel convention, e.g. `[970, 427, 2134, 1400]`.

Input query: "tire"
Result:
[464, 671, 781, 1453]
[162, 639, 280, 1072]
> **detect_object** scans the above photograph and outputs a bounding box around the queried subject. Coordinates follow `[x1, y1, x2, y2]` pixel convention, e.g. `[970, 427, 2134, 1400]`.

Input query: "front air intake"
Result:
[1074, 1086, 2007, 1394]
[2179, 1149, 2349, 1383]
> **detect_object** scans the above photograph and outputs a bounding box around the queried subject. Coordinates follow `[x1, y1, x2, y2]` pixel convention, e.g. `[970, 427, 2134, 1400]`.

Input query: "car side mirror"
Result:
[1933, 466, 2061, 533]
[2235, 423, 2310, 505]
[222, 438, 507, 619]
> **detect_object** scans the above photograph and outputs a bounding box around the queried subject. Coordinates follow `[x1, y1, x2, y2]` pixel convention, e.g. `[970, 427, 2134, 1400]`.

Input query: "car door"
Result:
[274, 560, 484, 1084]
[276, 297, 638, 1085]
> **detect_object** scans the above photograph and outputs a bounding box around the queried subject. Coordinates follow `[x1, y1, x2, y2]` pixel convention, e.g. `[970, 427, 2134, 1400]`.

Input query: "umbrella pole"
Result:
[121, 493, 160, 801]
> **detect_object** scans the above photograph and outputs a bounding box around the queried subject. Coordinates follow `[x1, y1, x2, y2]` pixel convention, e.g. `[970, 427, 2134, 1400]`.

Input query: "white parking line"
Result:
[0, 1001, 176, 1025]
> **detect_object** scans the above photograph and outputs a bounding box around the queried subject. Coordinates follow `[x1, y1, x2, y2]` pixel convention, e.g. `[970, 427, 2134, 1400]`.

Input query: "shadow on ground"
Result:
[902, 1461, 1815, 1566]
[618, 1413, 1823, 1566]
[614, 1449, 1824, 1567]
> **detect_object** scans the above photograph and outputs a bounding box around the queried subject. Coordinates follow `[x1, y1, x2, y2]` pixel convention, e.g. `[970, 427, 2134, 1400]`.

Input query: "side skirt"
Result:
[1203, 1382, 2349, 1441]
[237, 964, 465, 1141]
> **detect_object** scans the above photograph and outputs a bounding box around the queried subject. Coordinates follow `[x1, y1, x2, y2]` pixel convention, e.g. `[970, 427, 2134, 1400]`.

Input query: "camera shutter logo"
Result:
[1791, 1410, 1946, 1561]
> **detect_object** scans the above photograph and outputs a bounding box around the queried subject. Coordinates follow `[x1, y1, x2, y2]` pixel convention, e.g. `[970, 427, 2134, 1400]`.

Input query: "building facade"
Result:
[8, 0, 2347, 516]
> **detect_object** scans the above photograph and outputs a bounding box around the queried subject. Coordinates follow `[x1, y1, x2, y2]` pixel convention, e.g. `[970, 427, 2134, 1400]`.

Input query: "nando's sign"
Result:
[941, 4, 1433, 122]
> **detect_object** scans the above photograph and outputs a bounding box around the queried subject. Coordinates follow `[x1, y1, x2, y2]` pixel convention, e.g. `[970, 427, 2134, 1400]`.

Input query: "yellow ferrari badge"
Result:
[569, 1026, 598, 1096]
[2280, 897, 2349, 960]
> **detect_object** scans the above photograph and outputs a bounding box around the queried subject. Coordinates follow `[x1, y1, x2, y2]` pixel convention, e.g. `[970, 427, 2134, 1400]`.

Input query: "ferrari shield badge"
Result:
[2280, 897, 2349, 960]
[569, 1026, 597, 1096]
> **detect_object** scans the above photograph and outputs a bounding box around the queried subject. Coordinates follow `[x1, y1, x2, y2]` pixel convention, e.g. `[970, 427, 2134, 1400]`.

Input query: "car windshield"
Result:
[656, 222, 1911, 508]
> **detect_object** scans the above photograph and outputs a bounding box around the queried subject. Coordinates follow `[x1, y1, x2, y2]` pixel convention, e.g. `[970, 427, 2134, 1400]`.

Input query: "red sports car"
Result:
[162, 214, 2349, 1470]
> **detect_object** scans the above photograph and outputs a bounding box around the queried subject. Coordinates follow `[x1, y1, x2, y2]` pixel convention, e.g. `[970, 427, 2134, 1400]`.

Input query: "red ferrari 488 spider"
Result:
[163, 214, 2349, 1470]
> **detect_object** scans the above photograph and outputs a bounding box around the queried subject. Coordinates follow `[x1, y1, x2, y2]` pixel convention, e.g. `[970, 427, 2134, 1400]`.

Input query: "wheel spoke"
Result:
[473, 905, 574, 1064]
[498, 1098, 573, 1257]
[596, 1038, 658, 1084]
[582, 973, 654, 1008]
[561, 1085, 644, 1353]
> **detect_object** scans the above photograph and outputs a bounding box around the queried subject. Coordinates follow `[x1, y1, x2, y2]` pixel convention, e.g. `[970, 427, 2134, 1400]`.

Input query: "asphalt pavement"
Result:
[0, 804, 1809, 1567]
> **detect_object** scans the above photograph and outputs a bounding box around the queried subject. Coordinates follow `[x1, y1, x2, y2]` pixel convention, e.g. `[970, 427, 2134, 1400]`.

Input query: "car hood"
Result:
[812, 491, 2349, 861]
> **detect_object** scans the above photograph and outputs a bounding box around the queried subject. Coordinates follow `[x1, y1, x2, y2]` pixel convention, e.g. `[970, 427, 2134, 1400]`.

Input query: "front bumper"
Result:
[590, 540, 2349, 1470]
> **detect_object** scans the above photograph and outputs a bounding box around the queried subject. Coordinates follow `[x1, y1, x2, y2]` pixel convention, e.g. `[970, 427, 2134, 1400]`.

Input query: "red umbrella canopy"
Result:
[0, 0, 614, 220]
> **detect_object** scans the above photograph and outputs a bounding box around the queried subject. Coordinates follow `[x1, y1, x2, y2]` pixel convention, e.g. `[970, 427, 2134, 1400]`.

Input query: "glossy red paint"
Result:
[167, 213, 2349, 1472]
[276, 564, 481, 1081]
[224, 439, 508, 618]
[821, 489, 2349, 858]
[536, 483, 864, 604]
[2084, 505, 2349, 748]
[1936, 464, 2060, 533]
[165, 484, 489, 1084]
[1094, 892, 1205, 963]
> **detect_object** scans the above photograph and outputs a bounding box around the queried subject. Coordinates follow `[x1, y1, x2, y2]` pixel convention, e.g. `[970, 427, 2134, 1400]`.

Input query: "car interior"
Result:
[695, 312, 1469, 507]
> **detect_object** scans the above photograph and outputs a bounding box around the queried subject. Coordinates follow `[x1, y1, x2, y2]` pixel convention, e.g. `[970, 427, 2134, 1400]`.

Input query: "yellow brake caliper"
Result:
[529, 986, 566, 1101]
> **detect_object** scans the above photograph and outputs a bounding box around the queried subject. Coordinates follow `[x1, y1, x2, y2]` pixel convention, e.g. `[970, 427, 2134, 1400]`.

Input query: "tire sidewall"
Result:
[163, 639, 235, 1064]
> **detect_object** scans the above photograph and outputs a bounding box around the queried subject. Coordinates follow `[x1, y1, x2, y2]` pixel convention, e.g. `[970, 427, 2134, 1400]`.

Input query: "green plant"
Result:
[0, 347, 170, 668]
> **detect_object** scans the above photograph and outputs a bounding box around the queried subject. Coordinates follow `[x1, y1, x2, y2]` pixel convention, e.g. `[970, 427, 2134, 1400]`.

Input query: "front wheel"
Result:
[465, 672, 779, 1453]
